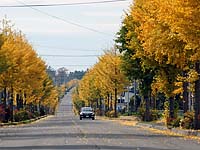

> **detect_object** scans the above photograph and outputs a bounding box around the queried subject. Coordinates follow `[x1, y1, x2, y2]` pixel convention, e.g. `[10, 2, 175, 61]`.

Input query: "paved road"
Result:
[0, 92, 200, 150]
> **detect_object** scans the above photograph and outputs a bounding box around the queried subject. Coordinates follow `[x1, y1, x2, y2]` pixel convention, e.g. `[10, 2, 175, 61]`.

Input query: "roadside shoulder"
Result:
[97, 115, 200, 140]
[0, 115, 52, 127]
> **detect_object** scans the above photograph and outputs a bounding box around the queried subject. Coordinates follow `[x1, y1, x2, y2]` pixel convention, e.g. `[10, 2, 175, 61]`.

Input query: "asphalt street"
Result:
[0, 91, 200, 150]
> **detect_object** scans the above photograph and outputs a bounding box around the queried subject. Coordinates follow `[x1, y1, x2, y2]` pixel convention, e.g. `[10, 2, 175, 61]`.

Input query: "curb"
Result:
[136, 122, 200, 137]
[171, 128, 199, 137]
[0, 115, 48, 127]
[85, 115, 200, 138]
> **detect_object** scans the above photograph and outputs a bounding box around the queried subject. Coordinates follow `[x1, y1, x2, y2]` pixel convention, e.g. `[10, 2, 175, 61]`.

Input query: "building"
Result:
[117, 81, 139, 113]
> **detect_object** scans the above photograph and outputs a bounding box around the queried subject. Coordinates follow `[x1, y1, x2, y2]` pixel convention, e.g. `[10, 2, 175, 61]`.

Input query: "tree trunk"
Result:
[96, 99, 99, 109]
[169, 97, 175, 119]
[134, 79, 137, 112]
[114, 88, 117, 117]
[152, 96, 157, 110]
[194, 62, 200, 130]
[3, 88, 7, 122]
[145, 95, 150, 121]
[183, 81, 189, 113]
[20, 94, 24, 109]
[183, 71, 189, 113]
[106, 93, 110, 112]
[10, 88, 14, 122]
[110, 93, 113, 110]
[99, 96, 102, 116]
[16, 94, 22, 110]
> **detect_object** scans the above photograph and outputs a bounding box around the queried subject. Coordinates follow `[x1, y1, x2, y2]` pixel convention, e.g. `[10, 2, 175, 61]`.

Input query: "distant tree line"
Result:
[47, 67, 86, 86]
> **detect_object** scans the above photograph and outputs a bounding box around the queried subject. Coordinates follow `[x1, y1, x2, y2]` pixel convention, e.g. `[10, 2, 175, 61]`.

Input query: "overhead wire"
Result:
[34, 44, 103, 52]
[0, 0, 129, 7]
[39, 54, 100, 57]
[6, 0, 126, 69]
[12, 0, 113, 37]
[52, 65, 93, 67]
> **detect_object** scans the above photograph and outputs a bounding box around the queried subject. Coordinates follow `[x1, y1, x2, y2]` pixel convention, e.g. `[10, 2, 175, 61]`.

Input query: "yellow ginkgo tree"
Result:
[153, 0, 200, 130]
[75, 48, 128, 117]
[126, 0, 200, 128]
[0, 19, 58, 122]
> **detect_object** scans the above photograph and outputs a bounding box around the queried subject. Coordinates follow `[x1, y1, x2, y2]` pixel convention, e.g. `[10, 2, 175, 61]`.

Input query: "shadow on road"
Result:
[0, 144, 174, 150]
[0, 132, 180, 140]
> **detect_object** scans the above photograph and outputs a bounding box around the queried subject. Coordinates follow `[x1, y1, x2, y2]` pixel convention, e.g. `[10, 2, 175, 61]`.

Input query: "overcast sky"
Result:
[0, 0, 132, 72]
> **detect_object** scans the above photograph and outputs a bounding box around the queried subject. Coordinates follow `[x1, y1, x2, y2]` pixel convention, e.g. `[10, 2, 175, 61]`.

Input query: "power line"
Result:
[35, 45, 102, 52]
[0, 0, 129, 7]
[13, 0, 113, 37]
[40, 54, 100, 57]
[52, 64, 93, 67]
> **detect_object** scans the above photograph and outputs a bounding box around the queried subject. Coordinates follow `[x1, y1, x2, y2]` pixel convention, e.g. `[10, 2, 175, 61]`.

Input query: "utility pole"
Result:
[134, 79, 137, 111]
[127, 85, 129, 114]
[114, 48, 117, 117]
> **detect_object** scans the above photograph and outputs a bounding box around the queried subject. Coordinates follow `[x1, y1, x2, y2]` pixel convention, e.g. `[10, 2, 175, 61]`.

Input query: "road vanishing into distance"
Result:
[0, 91, 200, 150]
